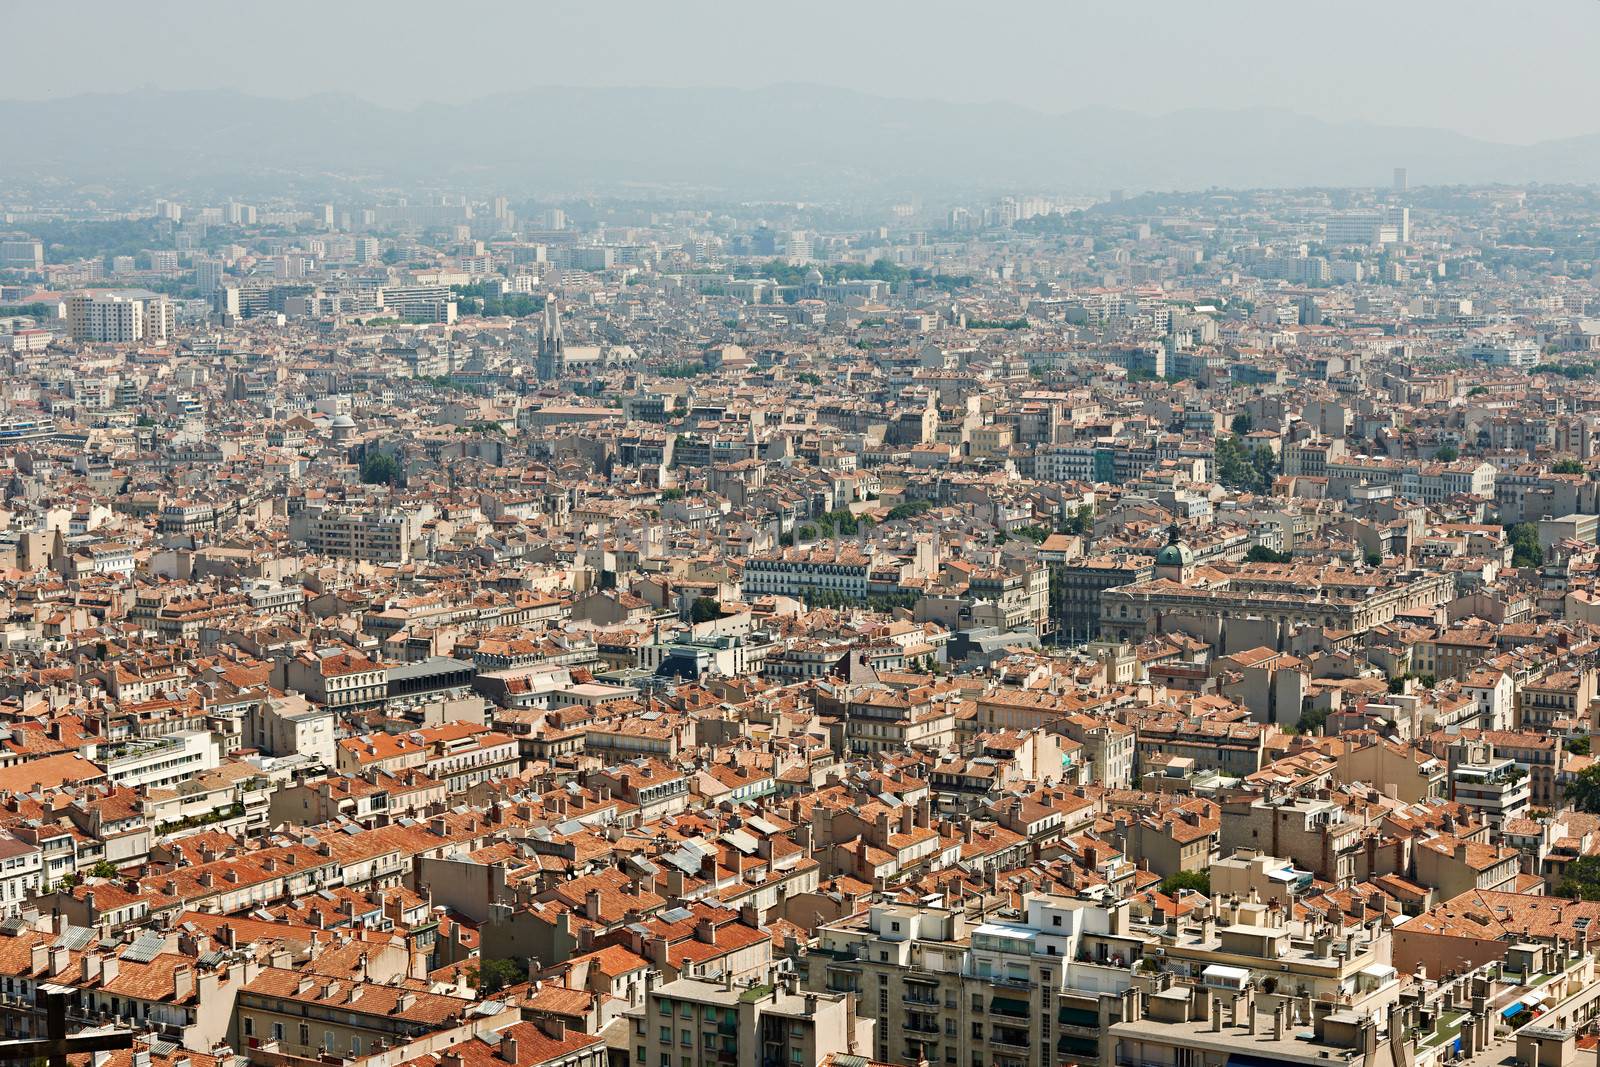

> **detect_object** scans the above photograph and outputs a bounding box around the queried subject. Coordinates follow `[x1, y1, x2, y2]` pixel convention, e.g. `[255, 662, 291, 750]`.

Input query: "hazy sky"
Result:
[9, 0, 1600, 145]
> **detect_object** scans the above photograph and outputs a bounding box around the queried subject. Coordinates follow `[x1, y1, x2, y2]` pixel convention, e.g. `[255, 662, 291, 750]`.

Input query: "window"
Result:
[243, 1018, 254, 1038]
[299, 1025, 309, 1047]
[351, 1039, 360, 1056]
[325, 1032, 334, 1051]
[271, 1023, 284, 1042]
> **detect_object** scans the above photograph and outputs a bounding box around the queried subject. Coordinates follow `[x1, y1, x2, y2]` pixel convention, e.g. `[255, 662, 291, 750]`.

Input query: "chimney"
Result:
[172, 964, 194, 1001]
[49, 946, 69, 977]
[29, 943, 47, 974]
[538, 1018, 566, 1043]
[500, 1033, 519, 1064]
[102, 956, 119, 985]
[586, 889, 604, 921]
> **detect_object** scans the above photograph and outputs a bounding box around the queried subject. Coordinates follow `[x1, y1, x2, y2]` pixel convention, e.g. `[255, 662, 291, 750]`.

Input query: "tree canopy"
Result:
[360, 451, 400, 486]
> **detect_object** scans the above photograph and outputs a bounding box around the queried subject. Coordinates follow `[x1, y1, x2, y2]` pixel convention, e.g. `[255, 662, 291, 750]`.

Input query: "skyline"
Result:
[7, 0, 1600, 146]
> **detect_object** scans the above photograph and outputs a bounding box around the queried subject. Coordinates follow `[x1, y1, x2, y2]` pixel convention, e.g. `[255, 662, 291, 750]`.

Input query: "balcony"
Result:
[991, 1030, 1031, 1052]
[903, 991, 940, 1007]
[990, 996, 1032, 1019]
[904, 1017, 940, 1035]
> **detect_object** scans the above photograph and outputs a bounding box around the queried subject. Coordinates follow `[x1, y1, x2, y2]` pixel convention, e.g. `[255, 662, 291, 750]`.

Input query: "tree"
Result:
[88, 860, 119, 879]
[1508, 523, 1542, 568]
[1365, 551, 1383, 567]
[472, 958, 525, 994]
[1160, 870, 1211, 896]
[1568, 764, 1600, 814]
[1553, 458, 1586, 475]
[1557, 854, 1600, 900]
[1433, 444, 1459, 462]
[690, 597, 721, 624]
[797, 525, 817, 541]
[886, 499, 934, 523]
[1060, 504, 1095, 538]
[360, 451, 400, 485]
[1214, 434, 1278, 494]
[1245, 545, 1292, 564]
[1568, 736, 1591, 756]
[1295, 706, 1330, 735]
[1230, 412, 1254, 435]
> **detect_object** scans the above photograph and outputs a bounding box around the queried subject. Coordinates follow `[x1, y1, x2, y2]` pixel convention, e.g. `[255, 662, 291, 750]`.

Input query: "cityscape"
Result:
[8, 7, 1600, 1067]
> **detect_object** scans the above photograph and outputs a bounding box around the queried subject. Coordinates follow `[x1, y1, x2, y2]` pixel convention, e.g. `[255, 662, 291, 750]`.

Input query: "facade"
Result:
[632, 978, 871, 1067]
[809, 896, 1138, 1067]
[289, 506, 416, 563]
[66, 292, 174, 343]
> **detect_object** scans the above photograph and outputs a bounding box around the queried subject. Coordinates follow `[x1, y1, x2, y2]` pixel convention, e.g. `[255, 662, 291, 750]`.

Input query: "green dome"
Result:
[1156, 541, 1194, 568]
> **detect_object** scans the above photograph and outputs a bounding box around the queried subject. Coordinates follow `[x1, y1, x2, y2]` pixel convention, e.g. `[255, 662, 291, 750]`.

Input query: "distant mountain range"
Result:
[5, 85, 1600, 195]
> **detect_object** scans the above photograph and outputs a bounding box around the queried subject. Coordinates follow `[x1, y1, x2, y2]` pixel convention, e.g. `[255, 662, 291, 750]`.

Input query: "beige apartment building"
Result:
[631, 977, 871, 1067]
[807, 895, 1143, 1067]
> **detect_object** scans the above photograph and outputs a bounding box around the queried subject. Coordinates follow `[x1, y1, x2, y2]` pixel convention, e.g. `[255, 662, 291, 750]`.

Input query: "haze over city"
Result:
[4, 11, 1600, 1067]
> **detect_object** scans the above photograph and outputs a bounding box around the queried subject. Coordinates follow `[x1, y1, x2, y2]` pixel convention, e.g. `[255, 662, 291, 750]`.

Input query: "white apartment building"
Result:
[289, 506, 416, 563]
[65, 292, 175, 344]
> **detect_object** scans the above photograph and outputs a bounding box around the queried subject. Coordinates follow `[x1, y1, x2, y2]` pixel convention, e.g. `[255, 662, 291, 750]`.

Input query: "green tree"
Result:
[1567, 764, 1600, 814]
[885, 499, 934, 523]
[1160, 870, 1211, 896]
[1433, 444, 1459, 462]
[1230, 412, 1254, 435]
[360, 452, 400, 485]
[1553, 458, 1586, 475]
[1295, 706, 1330, 735]
[1508, 523, 1542, 568]
[1245, 545, 1292, 564]
[88, 860, 119, 879]
[1061, 504, 1095, 538]
[1568, 736, 1592, 756]
[472, 958, 524, 994]
[690, 597, 721, 624]
[797, 525, 817, 541]
[1214, 434, 1278, 493]
[1556, 854, 1600, 899]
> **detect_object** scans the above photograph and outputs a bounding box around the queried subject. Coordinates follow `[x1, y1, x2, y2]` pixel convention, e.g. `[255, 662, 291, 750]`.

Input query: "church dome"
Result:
[1156, 540, 1194, 569]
